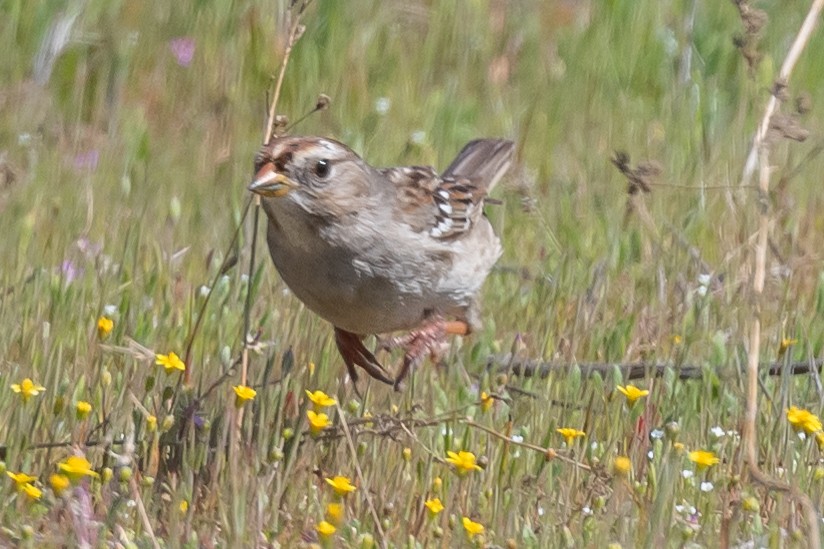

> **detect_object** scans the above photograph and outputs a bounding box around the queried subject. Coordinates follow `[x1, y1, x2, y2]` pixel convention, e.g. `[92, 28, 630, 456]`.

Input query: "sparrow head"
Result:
[251, 137, 377, 216]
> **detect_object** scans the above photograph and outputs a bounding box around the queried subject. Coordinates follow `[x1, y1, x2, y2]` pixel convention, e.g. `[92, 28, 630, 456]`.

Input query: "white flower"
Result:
[537, 507, 545, 516]
[697, 273, 712, 286]
[199, 285, 211, 297]
[511, 435, 524, 443]
[710, 426, 726, 438]
[647, 450, 654, 460]
[681, 470, 694, 479]
[103, 304, 118, 316]
[374, 97, 391, 115]
[650, 429, 664, 440]
[700, 481, 714, 492]
[582, 506, 592, 516]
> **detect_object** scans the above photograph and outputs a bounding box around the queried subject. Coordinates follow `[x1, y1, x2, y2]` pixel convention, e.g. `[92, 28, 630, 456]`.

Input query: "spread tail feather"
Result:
[442, 139, 515, 192]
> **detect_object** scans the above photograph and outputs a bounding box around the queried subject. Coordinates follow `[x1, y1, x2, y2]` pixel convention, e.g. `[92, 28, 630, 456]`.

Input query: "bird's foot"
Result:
[391, 318, 470, 390]
[334, 328, 394, 386]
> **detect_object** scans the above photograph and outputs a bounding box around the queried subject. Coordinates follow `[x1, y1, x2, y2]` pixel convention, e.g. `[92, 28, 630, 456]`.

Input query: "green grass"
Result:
[2, 0, 824, 546]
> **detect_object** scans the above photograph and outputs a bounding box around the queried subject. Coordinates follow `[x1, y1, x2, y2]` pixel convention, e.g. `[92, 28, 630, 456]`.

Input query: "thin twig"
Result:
[130, 477, 161, 549]
[464, 419, 591, 471]
[335, 403, 387, 549]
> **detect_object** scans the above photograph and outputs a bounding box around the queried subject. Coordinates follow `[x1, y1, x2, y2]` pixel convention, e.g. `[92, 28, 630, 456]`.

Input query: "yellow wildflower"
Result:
[688, 450, 720, 469]
[305, 390, 336, 410]
[480, 391, 494, 412]
[613, 456, 632, 476]
[616, 385, 650, 405]
[97, 316, 114, 338]
[179, 500, 189, 513]
[424, 498, 444, 516]
[49, 474, 70, 496]
[325, 502, 344, 525]
[75, 401, 92, 420]
[556, 427, 586, 446]
[462, 516, 485, 537]
[233, 385, 256, 407]
[325, 475, 356, 496]
[11, 378, 46, 402]
[307, 410, 331, 436]
[7, 471, 37, 489]
[58, 455, 100, 483]
[787, 406, 823, 434]
[779, 337, 798, 355]
[21, 483, 41, 500]
[316, 520, 336, 538]
[146, 415, 157, 432]
[155, 352, 185, 373]
[445, 451, 482, 475]
[672, 335, 683, 345]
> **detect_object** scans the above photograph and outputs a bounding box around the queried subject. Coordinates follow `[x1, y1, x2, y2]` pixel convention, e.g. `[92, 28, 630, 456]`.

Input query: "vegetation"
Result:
[1, 0, 824, 546]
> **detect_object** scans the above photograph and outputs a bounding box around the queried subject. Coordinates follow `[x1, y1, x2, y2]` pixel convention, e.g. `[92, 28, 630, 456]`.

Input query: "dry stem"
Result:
[742, 1, 824, 545]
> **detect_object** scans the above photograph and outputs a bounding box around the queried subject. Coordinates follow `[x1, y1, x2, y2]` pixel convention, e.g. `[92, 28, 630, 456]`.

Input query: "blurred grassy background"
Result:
[2, 0, 824, 546]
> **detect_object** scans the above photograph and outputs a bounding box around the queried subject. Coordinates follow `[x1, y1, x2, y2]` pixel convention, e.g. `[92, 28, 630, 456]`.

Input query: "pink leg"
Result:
[392, 318, 470, 390]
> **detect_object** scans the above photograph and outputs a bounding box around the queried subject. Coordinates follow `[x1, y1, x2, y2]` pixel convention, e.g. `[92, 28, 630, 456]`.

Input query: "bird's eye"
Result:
[314, 159, 331, 179]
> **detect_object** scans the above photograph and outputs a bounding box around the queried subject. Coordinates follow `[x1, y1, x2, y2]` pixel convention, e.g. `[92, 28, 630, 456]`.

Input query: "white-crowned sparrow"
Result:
[250, 136, 514, 388]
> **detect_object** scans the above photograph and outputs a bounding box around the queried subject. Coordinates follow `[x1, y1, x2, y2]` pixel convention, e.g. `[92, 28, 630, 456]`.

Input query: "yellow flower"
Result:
[146, 415, 158, 432]
[308, 361, 316, 377]
[179, 500, 189, 513]
[787, 406, 823, 434]
[325, 502, 344, 525]
[305, 390, 336, 410]
[75, 401, 92, 420]
[613, 456, 632, 476]
[97, 316, 114, 338]
[556, 427, 586, 446]
[424, 498, 444, 516]
[445, 451, 482, 475]
[316, 520, 336, 538]
[155, 352, 185, 373]
[58, 455, 100, 483]
[673, 442, 685, 453]
[816, 432, 824, 452]
[7, 471, 37, 489]
[11, 378, 46, 402]
[462, 516, 485, 537]
[233, 385, 256, 407]
[325, 475, 356, 496]
[779, 337, 798, 355]
[480, 391, 494, 412]
[672, 334, 683, 345]
[21, 483, 42, 500]
[688, 450, 720, 469]
[616, 385, 649, 405]
[307, 410, 331, 436]
[49, 474, 70, 496]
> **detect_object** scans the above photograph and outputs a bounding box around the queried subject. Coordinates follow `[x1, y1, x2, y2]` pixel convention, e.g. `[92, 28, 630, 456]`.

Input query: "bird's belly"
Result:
[266, 223, 442, 334]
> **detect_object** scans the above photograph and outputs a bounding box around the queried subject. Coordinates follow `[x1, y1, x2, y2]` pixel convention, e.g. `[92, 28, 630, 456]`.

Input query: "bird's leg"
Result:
[392, 318, 470, 390]
[334, 328, 394, 385]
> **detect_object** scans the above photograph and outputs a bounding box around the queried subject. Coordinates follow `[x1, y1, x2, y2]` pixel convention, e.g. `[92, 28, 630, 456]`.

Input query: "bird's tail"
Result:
[442, 139, 515, 192]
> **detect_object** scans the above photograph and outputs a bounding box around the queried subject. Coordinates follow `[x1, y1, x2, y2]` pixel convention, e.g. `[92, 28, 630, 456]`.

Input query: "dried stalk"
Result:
[741, 1, 824, 545]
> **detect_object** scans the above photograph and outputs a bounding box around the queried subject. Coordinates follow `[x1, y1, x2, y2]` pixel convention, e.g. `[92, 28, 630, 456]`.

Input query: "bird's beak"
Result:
[248, 163, 297, 197]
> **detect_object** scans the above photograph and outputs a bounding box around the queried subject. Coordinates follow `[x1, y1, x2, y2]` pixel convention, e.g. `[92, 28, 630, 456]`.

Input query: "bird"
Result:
[249, 135, 514, 388]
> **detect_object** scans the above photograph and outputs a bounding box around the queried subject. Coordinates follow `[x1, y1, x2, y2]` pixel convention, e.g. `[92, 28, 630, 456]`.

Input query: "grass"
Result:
[2, 0, 824, 546]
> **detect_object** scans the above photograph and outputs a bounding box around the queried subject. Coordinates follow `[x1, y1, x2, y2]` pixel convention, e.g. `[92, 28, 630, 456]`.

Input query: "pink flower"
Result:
[73, 150, 99, 171]
[169, 37, 195, 67]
